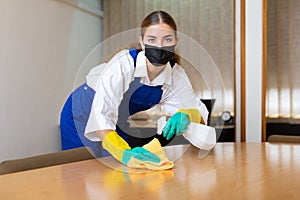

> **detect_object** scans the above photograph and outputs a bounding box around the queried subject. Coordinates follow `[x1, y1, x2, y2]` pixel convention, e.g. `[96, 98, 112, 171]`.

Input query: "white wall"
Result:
[0, 0, 102, 161]
[245, 0, 263, 142]
[235, 0, 263, 142]
[235, 0, 241, 142]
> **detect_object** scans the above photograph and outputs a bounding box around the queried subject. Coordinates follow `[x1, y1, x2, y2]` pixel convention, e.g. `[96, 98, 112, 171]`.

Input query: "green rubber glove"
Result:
[102, 131, 160, 165]
[122, 147, 160, 165]
[163, 108, 201, 140]
[163, 112, 190, 140]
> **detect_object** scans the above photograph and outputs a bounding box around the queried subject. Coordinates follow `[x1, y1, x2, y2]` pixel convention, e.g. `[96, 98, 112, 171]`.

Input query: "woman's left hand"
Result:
[162, 112, 190, 140]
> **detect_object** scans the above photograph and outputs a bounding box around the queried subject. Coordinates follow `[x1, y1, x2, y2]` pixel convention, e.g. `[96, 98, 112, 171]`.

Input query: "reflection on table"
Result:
[0, 142, 300, 199]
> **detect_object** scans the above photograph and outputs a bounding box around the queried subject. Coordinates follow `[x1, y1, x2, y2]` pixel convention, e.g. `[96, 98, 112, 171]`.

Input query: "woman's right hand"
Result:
[101, 131, 160, 165]
[122, 147, 160, 165]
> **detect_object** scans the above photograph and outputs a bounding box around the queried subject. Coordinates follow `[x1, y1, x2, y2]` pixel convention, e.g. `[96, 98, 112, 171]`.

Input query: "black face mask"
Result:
[144, 44, 175, 67]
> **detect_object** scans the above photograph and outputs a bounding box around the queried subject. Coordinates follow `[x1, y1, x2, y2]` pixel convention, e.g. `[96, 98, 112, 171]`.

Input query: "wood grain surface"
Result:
[0, 142, 300, 199]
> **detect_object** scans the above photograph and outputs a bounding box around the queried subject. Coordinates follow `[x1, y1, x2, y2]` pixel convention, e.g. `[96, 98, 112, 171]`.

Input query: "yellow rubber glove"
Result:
[102, 131, 160, 165]
[177, 108, 201, 124]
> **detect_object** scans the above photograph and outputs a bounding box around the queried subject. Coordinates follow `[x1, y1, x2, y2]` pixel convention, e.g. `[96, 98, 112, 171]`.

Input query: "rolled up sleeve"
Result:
[84, 50, 134, 141]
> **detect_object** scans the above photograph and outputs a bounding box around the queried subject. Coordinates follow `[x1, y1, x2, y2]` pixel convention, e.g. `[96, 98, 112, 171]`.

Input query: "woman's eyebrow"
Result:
[146, 34, 173, 38]
[146, 35, 157, 38]
[163, 34, 173, 38]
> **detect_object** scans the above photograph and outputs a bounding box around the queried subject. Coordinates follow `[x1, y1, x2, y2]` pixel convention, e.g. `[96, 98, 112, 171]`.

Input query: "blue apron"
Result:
[60, 49, 174, 157]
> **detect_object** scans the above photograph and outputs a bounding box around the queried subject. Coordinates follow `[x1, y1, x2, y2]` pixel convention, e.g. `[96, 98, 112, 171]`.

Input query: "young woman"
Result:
[60, 10, 208, 166]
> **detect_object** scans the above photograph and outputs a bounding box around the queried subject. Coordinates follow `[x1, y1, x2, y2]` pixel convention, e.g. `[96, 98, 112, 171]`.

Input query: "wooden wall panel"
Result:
[103, 0, 234, 117]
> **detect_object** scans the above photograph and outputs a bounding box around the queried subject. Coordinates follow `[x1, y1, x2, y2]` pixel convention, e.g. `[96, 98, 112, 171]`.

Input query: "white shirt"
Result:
[85, 49, 208, 141]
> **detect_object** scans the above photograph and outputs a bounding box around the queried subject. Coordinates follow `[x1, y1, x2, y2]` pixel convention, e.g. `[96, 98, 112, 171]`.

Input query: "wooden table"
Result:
[1, 142, 300, 199]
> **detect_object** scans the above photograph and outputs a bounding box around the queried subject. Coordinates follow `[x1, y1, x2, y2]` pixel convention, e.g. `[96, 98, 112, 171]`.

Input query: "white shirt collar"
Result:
[134, 50, 173, 86]
[134, 51, 148, 77]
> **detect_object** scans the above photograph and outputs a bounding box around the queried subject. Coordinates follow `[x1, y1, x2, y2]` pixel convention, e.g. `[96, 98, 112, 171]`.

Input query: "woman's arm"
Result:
[84, 50, 134, 141]
[160, 65, 209, 124]
[96, 130, 112, 140]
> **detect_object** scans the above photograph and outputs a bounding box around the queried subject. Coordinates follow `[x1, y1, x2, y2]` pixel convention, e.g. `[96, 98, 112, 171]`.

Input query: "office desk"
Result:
[1, 143, 300, 199]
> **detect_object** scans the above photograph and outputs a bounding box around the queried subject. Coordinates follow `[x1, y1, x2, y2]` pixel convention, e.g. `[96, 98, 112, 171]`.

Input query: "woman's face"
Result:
[139, 23, 178, 48]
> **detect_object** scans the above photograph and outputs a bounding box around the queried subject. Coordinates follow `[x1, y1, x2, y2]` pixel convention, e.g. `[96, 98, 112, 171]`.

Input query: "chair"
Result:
[200, 99, 216, 125]
[267, 135, 300, 143]
[0, 147, 95, 175]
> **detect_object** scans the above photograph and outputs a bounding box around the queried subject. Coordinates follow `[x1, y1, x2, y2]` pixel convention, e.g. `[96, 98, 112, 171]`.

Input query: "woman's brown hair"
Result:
[141, 10, 177, 38]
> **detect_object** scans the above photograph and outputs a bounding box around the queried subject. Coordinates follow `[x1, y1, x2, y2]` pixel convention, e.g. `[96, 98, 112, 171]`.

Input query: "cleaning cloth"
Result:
[126, 138, 174, 170]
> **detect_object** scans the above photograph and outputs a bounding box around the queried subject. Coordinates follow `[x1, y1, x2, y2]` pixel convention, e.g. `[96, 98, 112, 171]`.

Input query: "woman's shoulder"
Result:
[108, 49, 131, 62]
[106, 49, 133, 66]
[171, 63, 188, 77]
[110, 48, 141, 61]
[170, 63, 192, 85]
[103, 49, 135, 75]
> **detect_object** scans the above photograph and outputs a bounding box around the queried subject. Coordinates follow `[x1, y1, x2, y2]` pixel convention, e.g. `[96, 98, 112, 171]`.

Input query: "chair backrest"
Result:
[200, 99, 216, 125]
[0, 147, 95, 175]
[267, 135, 300, 143]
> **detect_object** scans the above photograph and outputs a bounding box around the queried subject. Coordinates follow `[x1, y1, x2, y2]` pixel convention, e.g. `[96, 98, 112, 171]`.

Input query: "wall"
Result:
[235, 0, 241, 142]
[0, 0, 102, 161]
[103, 0, 235, 118]
[245, 0, 263, 142]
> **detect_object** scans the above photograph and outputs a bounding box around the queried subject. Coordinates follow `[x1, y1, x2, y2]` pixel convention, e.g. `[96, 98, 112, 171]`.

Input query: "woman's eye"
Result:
[148, 38, 155, 43]
[164, 38, 172, 43]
